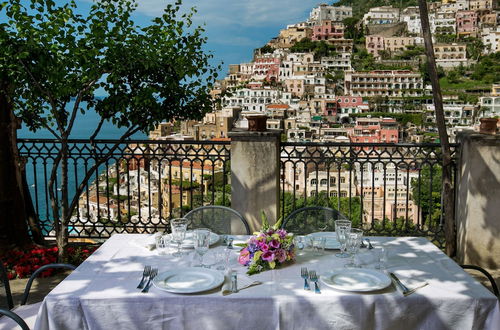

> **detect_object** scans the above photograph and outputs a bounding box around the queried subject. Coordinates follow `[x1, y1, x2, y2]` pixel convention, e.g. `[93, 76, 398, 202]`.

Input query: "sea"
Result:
[18, 103, 147, 233]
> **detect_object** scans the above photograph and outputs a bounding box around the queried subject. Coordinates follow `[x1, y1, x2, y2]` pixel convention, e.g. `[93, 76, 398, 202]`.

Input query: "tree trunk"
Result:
[418, 0, 456, 257]
[56, 139, 70, 262]
[0, 80, 32, 247]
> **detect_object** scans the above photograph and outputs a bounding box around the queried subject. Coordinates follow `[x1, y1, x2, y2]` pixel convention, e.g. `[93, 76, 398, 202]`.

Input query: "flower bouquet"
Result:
[237, 213, 295, 275]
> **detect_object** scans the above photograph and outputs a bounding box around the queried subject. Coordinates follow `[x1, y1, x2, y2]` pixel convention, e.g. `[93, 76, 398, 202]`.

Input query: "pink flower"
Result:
[238, 248, 251, 266]
[258, 241, 269, 252]
[261, 251, 275, 262]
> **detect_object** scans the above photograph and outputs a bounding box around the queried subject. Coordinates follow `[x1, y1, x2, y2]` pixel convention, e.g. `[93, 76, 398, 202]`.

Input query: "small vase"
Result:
[247, 115, 267, 132]
[479, 118, 498, 135]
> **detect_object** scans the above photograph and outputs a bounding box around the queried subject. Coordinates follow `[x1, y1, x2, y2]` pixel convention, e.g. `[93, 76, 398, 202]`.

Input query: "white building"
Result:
[481, 27, 500, 53]
[309, 4, 352, 23]
[430, 12, 456, 34]
[362, 6, 400, 25]
[320, 53, 352, 72]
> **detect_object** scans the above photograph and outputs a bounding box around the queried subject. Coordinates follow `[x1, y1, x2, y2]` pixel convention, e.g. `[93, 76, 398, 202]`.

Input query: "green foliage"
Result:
[259, 44, 274, 54]
[0, 0, 220, 135]
[394, 45, 425, 60]
[411, 165, 442, 228]
[289, 38, 338, 60]
[434, 34, 457, 43]
[342, 17, 364, 43]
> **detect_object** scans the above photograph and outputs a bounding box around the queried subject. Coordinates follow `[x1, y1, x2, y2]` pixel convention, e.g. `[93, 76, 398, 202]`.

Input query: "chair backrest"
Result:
[184, 206, 251, 235]
[0, 262, 14, 310]
[461, 264, 499, 298]
[281, 206, 348, 235]
[0, 308, 30, 330]
[21, 263, 76, 305]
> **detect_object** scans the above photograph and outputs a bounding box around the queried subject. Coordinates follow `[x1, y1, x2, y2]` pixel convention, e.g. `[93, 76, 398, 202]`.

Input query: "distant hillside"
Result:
[333, 0, 419, 19]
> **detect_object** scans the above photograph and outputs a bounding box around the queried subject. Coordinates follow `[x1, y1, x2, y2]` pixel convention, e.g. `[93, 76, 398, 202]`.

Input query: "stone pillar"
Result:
[456, 132, 500, 269]
[228, 129, 281, 233]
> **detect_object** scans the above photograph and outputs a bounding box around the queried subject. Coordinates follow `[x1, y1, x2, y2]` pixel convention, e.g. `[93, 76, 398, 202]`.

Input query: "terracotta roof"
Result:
[267, 104, 290, 109]
[170, 160, 214, 171]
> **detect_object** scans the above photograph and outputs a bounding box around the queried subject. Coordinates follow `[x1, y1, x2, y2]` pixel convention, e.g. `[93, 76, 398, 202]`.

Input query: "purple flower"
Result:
[276, 229, 287, 239]
[275, 249, 287, 263]
[269, 239, 280, 249]
[247, 243, 259, 253]
[261, 251, 275, 262]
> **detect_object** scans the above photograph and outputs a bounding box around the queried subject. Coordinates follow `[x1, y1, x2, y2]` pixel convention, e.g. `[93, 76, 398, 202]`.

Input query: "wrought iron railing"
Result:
[18, 139, 231, 238]
[18, 138, 458, 247]
[280, 142, 459, 247]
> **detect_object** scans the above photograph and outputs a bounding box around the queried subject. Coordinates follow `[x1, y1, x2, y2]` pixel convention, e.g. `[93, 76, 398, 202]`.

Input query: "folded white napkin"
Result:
[390, 270, 428, 296]
[131, 233, 161, 251]
[221, 270, 262, 296]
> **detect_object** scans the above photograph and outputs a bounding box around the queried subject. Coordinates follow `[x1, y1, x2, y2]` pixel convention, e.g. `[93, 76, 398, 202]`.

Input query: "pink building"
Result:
[285, 79, 305, 97]
[312, 20, 344, 41]
[324, 96, 368, 117]
[366, 35, 385, 57]
[348, 117, 399, 144]
[253, 56, 281, 82]
[456, 10, 479, 35]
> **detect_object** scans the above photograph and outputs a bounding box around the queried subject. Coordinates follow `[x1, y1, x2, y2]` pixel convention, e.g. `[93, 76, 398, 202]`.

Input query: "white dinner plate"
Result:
[168, 231, 220, 249]
[307, 232, 341, 249]
[153, 267, 225, 294]
[321, 268, 392, 292]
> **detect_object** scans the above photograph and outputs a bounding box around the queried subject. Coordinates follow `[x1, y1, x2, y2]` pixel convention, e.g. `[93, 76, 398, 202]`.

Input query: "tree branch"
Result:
[65, 79, 99, 135]
[89, 116, 106, 142]
[67, 125, 141, 218]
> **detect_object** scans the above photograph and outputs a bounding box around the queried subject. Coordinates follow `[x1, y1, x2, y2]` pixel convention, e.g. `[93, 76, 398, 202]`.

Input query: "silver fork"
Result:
[309, 271, 321, 294]
[301, 267, 310, 290]
[141, 268, 158, 293]
[137, 265, 151, 289]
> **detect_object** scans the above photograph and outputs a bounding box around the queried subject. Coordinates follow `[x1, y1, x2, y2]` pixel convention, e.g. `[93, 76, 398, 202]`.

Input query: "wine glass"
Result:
[345, 228, 363, 268]
[193, 228, 211, 267]
[170, 218, 189, 257]
[335, 220, 351, 258]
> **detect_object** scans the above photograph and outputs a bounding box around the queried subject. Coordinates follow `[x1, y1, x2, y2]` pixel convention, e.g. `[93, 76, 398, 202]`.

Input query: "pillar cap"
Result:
[228, 129, 281, 141]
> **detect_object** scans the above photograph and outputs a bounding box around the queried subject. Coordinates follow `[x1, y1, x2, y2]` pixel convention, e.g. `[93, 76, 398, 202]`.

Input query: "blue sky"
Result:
[76, 0, 321, 74]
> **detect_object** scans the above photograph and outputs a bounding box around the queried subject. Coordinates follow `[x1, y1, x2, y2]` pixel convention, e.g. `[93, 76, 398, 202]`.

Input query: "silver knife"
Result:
[389, 272, 410, 295]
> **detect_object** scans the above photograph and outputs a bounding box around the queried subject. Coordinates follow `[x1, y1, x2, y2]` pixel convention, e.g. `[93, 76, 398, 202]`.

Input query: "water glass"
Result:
[312, 236, 326, 256]
[213, 248, 232, 271]
[170, 218, 189, 257]
[193, 228, 211, 267]
[335, 220, 352, 258]
[375, 247, 389, 270]
[345, 228, 363, 268]
[156, 234, 172, 256]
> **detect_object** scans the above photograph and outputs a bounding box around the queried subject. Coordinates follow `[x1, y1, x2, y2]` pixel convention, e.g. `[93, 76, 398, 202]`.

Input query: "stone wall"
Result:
[456, 132, 500, 270]
[228, 129, 280, 232]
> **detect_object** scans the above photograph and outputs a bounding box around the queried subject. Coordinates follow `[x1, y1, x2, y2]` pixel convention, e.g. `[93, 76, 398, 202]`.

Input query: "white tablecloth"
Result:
[34, 234, 499, 330]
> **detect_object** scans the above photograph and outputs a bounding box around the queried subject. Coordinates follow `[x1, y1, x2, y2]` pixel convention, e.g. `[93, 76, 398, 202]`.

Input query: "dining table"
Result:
[34, 233, 500, 330]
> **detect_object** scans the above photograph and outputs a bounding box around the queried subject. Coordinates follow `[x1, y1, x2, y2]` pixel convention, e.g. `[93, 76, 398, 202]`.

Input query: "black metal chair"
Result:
[0, 262, 14, 310]
[184, 205, 251, 235]
[281, 206, 348, 235]
[461, 265, 499, 298]
[0, 263, 76, 329]
[0, 308, 29, 330]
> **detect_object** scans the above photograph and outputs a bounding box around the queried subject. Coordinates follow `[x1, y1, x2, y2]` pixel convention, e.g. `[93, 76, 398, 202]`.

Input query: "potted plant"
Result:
[247, 114, 267, 132]
[479, 117, 498, 135]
